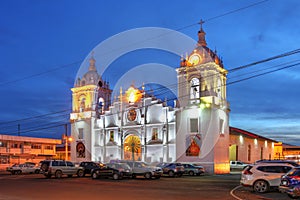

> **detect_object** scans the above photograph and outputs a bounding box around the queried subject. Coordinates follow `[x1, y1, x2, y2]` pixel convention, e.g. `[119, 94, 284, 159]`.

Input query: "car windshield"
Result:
[287, 168, 300, 176]
[119, 163, 130, 169]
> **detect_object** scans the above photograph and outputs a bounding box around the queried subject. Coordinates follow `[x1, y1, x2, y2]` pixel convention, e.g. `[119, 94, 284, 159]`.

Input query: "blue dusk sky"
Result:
[0, 0, 300, 145]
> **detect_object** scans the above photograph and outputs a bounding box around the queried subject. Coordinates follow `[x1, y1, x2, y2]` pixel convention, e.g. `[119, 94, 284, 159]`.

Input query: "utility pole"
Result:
[63, 124, 72, 161]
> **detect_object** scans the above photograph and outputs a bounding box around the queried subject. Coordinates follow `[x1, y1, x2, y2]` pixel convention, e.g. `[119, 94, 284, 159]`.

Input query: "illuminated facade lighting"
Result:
[239, 135, 243, 144]
[265, 140, 267, 148]
[254, 138, 258, 146]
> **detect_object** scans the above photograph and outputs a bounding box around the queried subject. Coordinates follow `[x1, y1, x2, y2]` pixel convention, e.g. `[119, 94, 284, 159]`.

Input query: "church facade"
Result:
[70, 26, 230, 174]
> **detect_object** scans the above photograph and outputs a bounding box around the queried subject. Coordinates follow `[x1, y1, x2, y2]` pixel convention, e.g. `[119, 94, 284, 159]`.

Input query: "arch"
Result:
[123, 133, 142, 161]
[190, 77, 200, 99]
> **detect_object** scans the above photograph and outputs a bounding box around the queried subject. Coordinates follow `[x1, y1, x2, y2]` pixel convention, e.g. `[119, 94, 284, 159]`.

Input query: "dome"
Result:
[180, 24, 224, 68]
[76, 55, 106, 87]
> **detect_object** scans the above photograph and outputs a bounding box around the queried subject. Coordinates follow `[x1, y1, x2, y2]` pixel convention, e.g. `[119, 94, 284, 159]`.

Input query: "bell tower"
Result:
[176, 21, 230, 174]
[70, 54, 112, 162]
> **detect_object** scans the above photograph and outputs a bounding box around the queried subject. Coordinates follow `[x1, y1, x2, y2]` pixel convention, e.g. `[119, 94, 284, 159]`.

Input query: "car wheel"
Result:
[112, 173, 119, 180]
[253, 180, 269, 193]
[55, 170, 63, 179]
[189, 171, 194, 176]
[168, 170, 175, 177]
[35, 169, 40, 174]
[144, 172, 152, 179]
[77, 169, 84, 177]
[92, 172, 98, 179]
[16, 170, 22, 175]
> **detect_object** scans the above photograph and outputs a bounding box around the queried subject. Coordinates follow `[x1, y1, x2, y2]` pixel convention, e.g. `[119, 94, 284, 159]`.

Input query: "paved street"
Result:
[0, 172, 293, 200]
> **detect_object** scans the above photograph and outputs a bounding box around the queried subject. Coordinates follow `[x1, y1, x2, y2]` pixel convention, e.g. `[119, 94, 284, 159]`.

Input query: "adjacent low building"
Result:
[0, 134, 61, 167]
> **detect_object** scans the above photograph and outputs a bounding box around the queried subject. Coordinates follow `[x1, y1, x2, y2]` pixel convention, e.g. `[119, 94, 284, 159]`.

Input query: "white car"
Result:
[240, 163, 294, 193]
[6, 163, 40, 175]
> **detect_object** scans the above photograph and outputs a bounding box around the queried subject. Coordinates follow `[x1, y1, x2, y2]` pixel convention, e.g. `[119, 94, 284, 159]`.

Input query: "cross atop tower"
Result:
[197, 19, 207, 47]
[198, 19, 205, 31]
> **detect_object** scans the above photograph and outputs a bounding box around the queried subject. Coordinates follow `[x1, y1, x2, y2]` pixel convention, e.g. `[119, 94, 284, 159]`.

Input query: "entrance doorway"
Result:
[124, 134, 141, 161]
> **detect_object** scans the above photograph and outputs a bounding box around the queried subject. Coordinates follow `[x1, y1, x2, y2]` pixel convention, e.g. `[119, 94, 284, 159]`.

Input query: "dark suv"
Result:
[91, 165, 122, 180]
[40, 160, 84, 178]
[106, 163, 132, 178]
[160, 163, 184, 177]
[279, 167, 300, 198]
[79, 161, 103, 176]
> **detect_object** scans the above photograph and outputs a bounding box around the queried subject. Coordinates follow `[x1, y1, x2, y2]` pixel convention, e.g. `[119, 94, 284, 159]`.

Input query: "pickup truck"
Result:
[230, 161, 248, 170]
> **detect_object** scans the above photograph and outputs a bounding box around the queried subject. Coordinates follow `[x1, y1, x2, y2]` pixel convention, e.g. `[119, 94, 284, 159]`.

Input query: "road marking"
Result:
[230, 185, 244, 200]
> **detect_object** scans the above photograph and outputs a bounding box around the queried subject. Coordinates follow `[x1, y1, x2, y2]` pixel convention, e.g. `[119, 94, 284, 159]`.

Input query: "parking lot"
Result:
[0, 171, 292, 200]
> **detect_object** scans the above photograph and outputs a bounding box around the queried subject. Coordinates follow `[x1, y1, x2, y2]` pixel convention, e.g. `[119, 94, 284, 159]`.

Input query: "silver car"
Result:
[122, 161, 162, 179]
[40, 160, 84, 178]
[6, 163, 40, 175]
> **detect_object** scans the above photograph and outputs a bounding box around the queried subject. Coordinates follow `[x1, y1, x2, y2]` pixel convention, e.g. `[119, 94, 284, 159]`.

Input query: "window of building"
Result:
[78, 128, 84, 139]
[190, 78, 200, 99]
[109, 131, 114, 142]
[79, 97, 86, 112]
[31, 144, 41, 149]
[151, 128, 158, 141]
[11, 143, 19, 148]
[219, 119, 224, 134]
[248, 145, 251, 162]
[190, 118, 198, 133]
[98, 97, 105, 113]
[0, 141, 7, 147]
[44, 145, 53, 150]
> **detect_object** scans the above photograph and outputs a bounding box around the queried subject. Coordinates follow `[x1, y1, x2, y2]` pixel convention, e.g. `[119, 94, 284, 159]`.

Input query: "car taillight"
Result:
[243, 169, 252, 175]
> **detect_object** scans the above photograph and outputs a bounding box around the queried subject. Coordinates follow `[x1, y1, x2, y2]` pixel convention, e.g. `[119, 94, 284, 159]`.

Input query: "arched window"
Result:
[217, 78, 222, 98]
[80, 98, 86, 112]
[98, 97, 105, 113]
[190, 78, 200, 99]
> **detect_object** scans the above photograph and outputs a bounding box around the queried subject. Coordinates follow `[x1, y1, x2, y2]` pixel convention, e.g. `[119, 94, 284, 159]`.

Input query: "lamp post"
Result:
[63, 134, 73, 161]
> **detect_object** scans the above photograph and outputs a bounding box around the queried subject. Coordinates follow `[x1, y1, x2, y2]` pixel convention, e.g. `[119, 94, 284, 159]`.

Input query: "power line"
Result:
[0, 109, 71, 125]
[205, 0, 269, 23]
[0, 61, 81, 87]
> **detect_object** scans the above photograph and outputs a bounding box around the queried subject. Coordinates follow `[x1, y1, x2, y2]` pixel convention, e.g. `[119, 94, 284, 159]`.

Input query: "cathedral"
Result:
[70, 26, 230, 174]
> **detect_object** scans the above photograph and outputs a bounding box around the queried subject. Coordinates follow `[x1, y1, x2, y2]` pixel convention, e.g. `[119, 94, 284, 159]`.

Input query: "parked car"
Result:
[79, 161, 103, 176]
[106, 163, 132, 178]
[230, 161, 248, 170]
[182, 163, 204, 176]
[279, 167, 300, 199]
[40, 160, 84, 178]
[6, 163, 40, 175]
[91, 165, 123, 180]
[122, 160, 162, 179]
[160, 163, 184, 177]
[240, 163, 294, 193]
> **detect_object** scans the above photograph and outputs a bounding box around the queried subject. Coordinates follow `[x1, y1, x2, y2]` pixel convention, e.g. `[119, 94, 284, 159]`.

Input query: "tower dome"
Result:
[78, 54, 102, 86]
[180, 20, 224, 68]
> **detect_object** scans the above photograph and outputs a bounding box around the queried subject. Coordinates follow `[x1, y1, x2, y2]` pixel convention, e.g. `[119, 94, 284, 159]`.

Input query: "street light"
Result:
[63, 134, 73, 161]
